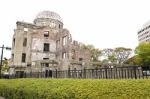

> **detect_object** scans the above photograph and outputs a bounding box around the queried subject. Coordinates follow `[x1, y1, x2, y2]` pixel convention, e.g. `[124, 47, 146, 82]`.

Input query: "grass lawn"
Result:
[0, 78, 150, 99]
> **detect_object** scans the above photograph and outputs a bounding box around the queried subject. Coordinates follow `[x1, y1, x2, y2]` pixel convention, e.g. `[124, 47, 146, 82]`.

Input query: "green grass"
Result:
[0, 78, 150, 99]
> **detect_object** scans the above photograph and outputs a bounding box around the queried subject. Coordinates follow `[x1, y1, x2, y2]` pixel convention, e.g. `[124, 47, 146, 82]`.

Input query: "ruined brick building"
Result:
[10, 11, 92, 75]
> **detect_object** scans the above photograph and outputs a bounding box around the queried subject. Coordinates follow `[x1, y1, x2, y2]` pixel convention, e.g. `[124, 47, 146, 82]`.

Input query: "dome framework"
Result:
[35, 11, 63, 23]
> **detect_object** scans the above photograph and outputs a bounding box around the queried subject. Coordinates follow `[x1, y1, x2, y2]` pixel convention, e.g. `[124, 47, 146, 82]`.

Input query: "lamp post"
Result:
[0, 45, 11, 78]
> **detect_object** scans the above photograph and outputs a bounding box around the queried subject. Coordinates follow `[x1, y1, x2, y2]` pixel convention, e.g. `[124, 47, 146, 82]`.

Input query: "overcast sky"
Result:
[0, 0, 150, 58]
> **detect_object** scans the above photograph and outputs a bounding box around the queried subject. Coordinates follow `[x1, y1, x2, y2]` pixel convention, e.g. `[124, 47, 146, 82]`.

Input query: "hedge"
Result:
[0, 79, 150, 99]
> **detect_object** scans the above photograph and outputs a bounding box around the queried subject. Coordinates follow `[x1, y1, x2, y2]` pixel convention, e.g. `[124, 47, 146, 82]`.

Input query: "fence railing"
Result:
[51, 66, 143, 79]
[6, 66, 150, 79]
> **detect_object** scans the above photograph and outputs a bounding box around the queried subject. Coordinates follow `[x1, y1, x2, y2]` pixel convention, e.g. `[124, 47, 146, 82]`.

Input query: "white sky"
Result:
[0, 0, 150, 58]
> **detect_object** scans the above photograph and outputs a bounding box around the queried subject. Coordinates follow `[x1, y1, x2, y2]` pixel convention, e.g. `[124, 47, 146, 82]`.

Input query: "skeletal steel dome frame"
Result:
[35, 11, 63, 23]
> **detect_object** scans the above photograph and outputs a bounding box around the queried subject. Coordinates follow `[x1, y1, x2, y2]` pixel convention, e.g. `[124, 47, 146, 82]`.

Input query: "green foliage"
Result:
[0, 79, 150, 99]
[102, 47, 132, 64]
[1, 58, 8, 74]
[108, 55, 117, 63]
[114, 47, 132, 64]
[135, 42, 150, 65]
[81, 44, 101, 61]
[124, 55, 142, 65]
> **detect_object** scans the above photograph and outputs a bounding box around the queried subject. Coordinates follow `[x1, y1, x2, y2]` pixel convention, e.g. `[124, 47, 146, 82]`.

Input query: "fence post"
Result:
[84, 67, 86, 78]
[105, 68, 107, 79]
[113, 68, 116, 79]
[141, 66, 144, 79]
[30, 67, 32, 78]
[99, 68, 101, 79]
[137, 66, 141, 79]
[121, 67, 124, 79]
[56, 69, 57, 78]
[130, 67, 133, 79]
[115, 67, 117, 79]
[80, 69, 82, 78]
[110, 68, 113, 79]
[96, 68, 98, 78]
[127, 67, 130, 79]
[118, 68, 121, 79]
[74, 68, 77, 78]
[91, 69, 94, 78]
[68, 67, 70, 78]
[134, 66, 137, 79]
[124, 68, 126, 79]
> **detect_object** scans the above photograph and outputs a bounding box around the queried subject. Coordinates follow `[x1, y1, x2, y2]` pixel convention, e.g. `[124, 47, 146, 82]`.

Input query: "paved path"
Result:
[0, 97, 5, 99]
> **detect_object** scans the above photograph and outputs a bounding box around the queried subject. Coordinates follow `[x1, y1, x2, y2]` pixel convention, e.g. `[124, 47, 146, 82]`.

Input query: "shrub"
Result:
[0, 79, 150, 99]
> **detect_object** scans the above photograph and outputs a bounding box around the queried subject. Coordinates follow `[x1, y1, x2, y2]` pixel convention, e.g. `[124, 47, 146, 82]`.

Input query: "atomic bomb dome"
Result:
[10, 10, 92, 77]
[34, 10, 63, 26]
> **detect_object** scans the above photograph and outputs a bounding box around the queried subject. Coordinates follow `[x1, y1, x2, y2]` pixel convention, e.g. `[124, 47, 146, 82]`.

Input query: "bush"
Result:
[0, 79, 150, 99]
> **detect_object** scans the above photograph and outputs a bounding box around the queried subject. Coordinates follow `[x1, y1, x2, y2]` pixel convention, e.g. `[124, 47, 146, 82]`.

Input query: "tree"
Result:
[108, 54, 117, 63]
[124, 55, 142, 65]
[2, 57, 9, 74]
[101, 48, 132, 65]
[102, 48, 116, 63]
[81, 44, 101, 61]
[102, 48, 113, 58]
[114, 47, 132, 64]
[135, 42, 150, 66]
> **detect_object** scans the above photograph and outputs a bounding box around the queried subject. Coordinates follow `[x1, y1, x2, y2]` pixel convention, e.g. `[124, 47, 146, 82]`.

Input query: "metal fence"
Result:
[6, 66, 150, 79]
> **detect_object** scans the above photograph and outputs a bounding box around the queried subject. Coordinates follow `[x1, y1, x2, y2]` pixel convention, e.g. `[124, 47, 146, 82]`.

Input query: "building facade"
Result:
[10, 11, 92, 75]
[138, 21, 150, 43]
